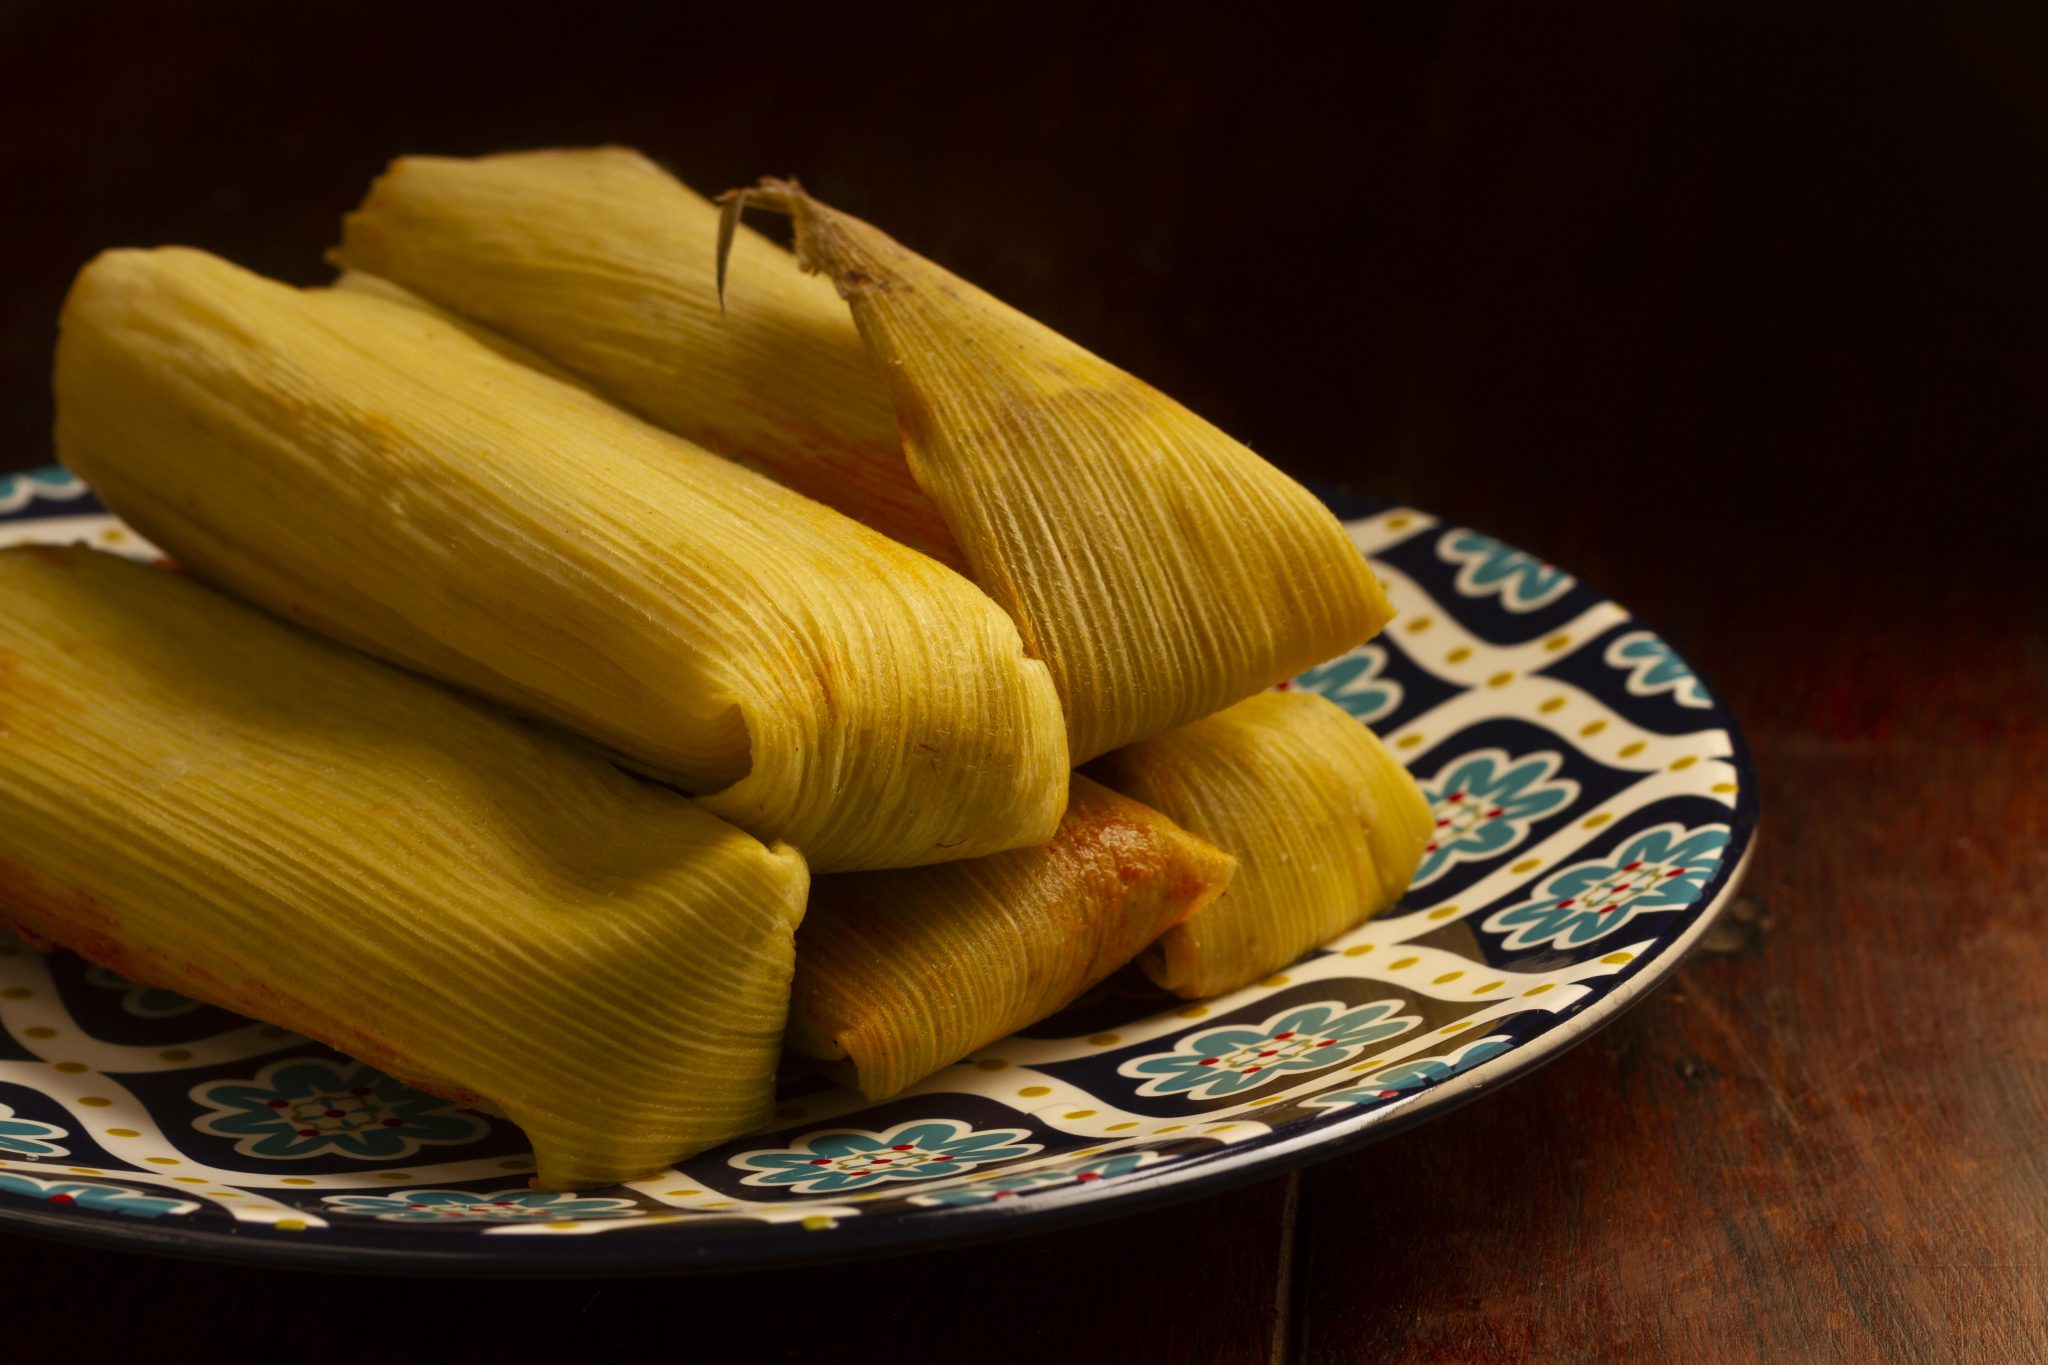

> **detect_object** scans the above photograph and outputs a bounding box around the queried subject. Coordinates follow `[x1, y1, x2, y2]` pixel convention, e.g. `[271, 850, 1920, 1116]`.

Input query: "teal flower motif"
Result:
[323, 1188, 642, 1223]
[0, 1171, 198, 1219]
[734, 1120, 1042, 1194]
[191, 1058, 489, 1160]
[1484, 822, 1731, 950]
[1307, 1036, 1514, 1109]
[1605, 630, 1711, 709]
[0, 1103, 67, 1158]
[84, 965, 203, 1019]
[1438, 530, 1575, 611]
[0, 468, 86, 514]
[1287, 644, 1402, 724]
[910, 1152, 1152, 1207]
[1121, 1000, 1421, 1100]
[1414, 748, 1580, 886]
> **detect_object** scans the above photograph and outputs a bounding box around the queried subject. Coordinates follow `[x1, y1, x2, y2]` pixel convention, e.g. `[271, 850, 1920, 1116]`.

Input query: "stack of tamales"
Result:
[0, 147, 1428, 1188]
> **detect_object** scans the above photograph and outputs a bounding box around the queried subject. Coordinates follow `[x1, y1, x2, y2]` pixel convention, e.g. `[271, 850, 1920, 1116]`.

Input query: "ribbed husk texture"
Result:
[786, 775, 1234, 1100]
[333, 148, 962, 567]
[1092, 692, 1432, 999]
[54, 247, 1069, 872]
[0, 546, 809, 1190]
[731, 181, 1398, 762]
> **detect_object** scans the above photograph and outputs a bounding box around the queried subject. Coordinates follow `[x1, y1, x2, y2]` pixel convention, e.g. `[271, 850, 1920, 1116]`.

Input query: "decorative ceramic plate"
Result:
[0, 466, 1757, 1274]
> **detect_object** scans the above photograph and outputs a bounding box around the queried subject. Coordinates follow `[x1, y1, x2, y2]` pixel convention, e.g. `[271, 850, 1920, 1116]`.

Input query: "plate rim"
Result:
[0, 470, 1762, 1275]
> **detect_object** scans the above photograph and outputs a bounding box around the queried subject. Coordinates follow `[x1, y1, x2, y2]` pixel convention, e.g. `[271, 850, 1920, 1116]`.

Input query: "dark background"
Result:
[2, 2, 2043, 1360]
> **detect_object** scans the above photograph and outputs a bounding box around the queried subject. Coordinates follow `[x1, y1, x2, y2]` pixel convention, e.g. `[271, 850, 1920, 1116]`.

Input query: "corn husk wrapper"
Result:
[787, 775, 1234, 1100]
[1092, 691, 1431, 999]
[331, 268, 598, 392]
[728, 181, 1396, 762]
[334, 150, 1395, 763]
[0, 546, 809, 1190]
[54, 247, 1068, 872]
[333, 148, 960, 567]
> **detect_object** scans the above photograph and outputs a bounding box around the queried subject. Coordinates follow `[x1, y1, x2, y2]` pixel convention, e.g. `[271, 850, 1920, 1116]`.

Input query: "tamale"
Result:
[335, 150, 1393, 761]
[333, 148, 959, 566]
[1091, 692, 1431, 999]
[787, 775, 1234, 1100]
[0, 545, 809, 1190]
[54, 247, 1069, 872]
[731, 181, 1397, 762]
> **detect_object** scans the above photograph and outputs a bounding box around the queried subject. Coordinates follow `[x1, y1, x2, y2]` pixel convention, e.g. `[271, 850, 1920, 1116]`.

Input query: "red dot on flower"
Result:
[1624, 861, 1642, 872]
[1076, 1172, 1100, 1182]
[324, 1109, 347, 1119]
[49, 1193, 75, 1206]
[1200, 1058, 1219, 1066]
[1559, 899, 1576, 909]
[1602, 903, 1620, 913]
[1377, 1090, 1400, 1099]
[351, 1087, 372, 1097]
[994, 1190, 1016, 1199]
[1258, 1049, 1278, 1058]
[873, 1158, 892, 1165]
[1426, 843, 1439, 852]
[1242, 1066, 1260, 1073]
[409, 1203, 426, 1209]
[1666, 868, 1687, 877]
[1435, 818, 1450, 827]
[808, 1159, 831, 1166]
[494, 1200, 516, 1206]
[267, 1099, 289, 1109]
[1488, 808, 1504, 818]
[1275, 1032, 1295, 1040]
[891, 1144, 914, 1151]
[296, 1128, 318, 1137]
[381, 1118, 403, 1127]
[931, 1155, 952, 1161]
[1448, 792, 1465, 802]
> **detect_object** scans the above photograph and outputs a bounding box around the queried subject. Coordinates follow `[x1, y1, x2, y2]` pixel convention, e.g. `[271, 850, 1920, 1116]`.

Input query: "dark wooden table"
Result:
[2, 4, 2042, 1360]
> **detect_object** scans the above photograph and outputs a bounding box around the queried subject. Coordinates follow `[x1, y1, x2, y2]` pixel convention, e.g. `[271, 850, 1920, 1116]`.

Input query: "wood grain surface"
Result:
[1, 3, 2043, 1361]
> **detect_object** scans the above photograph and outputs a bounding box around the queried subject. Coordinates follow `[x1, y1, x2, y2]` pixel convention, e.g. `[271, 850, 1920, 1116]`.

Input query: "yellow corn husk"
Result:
[0, 545, 810, 1190]
[787, 775, 1234, 1100]
[54, 247, 1069, 872]
[332, 148, 962, 568]
[730, 180, 1397, 763]
[1092, 692, 1432, 999]
[330, 269, 597, 392]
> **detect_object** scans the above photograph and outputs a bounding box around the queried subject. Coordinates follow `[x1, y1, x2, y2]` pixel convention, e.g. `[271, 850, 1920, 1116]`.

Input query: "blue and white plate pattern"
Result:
[0, 468, 1757, 1272]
